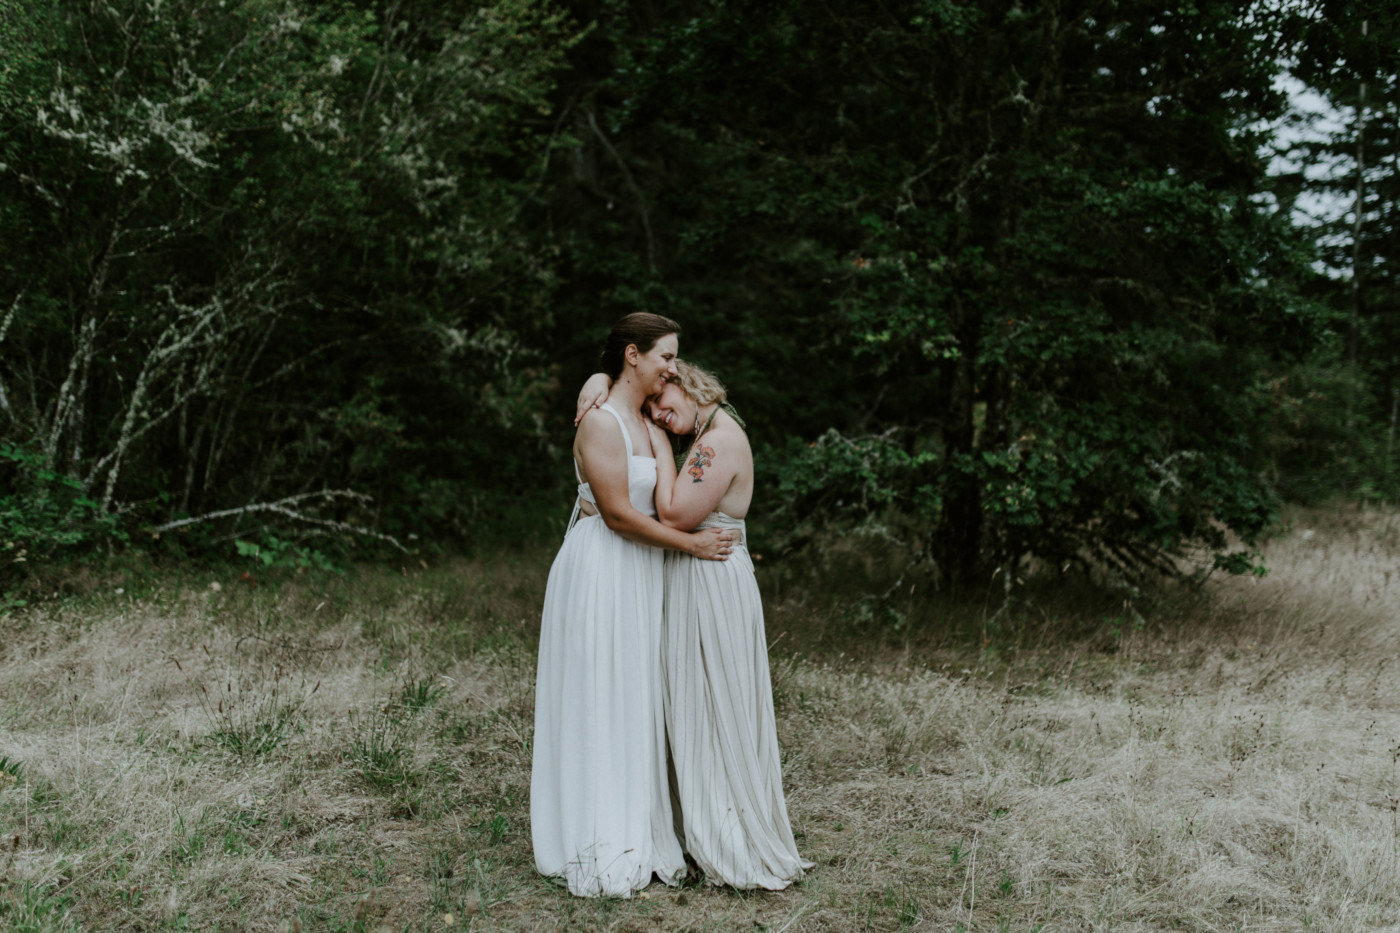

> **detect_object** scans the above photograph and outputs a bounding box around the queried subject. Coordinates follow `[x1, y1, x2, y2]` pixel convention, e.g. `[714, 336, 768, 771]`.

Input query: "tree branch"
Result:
[150, 490, 407, 552]
[587, 109, 656, 274]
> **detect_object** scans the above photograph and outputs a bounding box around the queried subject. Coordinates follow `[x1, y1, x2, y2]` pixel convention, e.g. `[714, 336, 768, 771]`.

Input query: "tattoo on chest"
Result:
[687, 446, 716, 483]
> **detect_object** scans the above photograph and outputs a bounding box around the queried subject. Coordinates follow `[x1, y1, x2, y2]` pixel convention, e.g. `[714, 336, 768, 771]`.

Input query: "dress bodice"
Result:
[574, 404, 657, 523]
[695, 511, 746, 547]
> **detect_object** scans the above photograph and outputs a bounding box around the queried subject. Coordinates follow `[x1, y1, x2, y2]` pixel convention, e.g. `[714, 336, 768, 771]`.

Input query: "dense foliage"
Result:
[0, 0, 574, 572]
[1, 0, 1394, 594]
[549, 0, 1326, 582]
[1270, 2, 1400, 502]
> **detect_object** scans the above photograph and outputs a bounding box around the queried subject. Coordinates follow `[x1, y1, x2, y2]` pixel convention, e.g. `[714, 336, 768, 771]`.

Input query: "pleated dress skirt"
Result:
[662, 512, 811, 889]
[531, 513, 686, 897]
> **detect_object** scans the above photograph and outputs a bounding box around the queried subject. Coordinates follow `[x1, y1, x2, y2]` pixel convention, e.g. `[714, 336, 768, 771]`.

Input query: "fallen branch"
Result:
[150, 490, 408, 552]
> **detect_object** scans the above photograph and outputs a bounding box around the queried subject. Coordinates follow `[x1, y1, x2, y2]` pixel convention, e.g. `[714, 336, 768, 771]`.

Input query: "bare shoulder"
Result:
[576, 407, 621, 443]
[684, 417, 749, 485]
[575, 407, 626, 463]
[706, 414, 751, 456]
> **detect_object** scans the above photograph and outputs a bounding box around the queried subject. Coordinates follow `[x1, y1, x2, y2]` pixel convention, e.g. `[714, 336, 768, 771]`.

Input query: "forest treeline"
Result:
[0, 0, 1396, 593]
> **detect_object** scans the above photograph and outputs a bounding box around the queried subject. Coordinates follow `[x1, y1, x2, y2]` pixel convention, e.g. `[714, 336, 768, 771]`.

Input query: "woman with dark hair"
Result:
[575, 361, 810, 890]
[531, 314, 736, 899]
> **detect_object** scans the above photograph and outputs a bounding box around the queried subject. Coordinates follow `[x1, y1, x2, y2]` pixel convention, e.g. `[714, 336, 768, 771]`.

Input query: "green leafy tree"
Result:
[549, 0, 1324, 584]
[0, 0, 574, 568]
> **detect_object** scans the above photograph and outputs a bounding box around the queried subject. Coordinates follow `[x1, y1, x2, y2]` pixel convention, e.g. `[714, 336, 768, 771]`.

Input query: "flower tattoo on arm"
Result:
[687, 445, 716, 483]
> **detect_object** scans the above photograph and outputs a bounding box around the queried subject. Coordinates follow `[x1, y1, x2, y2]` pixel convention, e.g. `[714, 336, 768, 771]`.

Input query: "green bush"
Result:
[0, 443, 124, 601]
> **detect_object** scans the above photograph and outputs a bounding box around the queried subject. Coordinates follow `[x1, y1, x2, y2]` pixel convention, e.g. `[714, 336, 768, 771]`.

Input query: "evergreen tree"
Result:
[1279, 2, 1400, 498]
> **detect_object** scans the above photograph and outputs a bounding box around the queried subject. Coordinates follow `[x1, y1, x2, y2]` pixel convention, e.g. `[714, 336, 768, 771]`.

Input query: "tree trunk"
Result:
[939, 295, 982, 585]
[1348, 20, 1368, 432]
[1388, 357, 1399, 476]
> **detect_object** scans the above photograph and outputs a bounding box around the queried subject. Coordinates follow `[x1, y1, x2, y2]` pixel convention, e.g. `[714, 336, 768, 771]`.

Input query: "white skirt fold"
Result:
[663, 542, 811, 889]
[531, 515, 685, 897]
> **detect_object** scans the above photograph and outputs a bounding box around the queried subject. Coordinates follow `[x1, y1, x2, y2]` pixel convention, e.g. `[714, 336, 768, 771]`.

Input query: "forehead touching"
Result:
[649, 380, 685, 405]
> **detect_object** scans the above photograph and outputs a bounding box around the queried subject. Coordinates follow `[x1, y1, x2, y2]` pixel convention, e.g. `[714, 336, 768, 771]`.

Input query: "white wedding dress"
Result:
[663, 511, 811, 889]
[531, 403, 686, 897]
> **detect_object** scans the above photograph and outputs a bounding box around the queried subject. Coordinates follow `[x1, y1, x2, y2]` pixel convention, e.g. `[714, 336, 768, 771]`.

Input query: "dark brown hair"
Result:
[599, 312, 681, 378]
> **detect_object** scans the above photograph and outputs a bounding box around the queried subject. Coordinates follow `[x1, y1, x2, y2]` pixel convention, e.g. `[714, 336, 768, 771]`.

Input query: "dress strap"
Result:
[566, 403, 633, 540]
[598, 402, 634, 459]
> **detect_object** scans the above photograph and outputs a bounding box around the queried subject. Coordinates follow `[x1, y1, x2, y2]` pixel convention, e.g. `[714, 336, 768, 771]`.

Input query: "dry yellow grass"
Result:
[2, 505, 1399, 931]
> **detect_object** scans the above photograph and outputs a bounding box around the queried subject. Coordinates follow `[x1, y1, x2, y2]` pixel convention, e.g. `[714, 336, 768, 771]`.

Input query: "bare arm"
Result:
[649, 421, 739, 531]
[650, 421, 682, 526]
[577, 411, 731, 559]
[574, 372, 613, 426]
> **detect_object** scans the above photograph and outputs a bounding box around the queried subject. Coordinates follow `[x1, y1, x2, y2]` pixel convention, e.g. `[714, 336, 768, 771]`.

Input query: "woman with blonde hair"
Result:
[576, 361, 810, 889]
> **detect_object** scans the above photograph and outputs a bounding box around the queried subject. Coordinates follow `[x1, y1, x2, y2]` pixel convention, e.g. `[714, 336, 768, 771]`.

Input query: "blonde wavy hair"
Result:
[670, 359, 727, 406]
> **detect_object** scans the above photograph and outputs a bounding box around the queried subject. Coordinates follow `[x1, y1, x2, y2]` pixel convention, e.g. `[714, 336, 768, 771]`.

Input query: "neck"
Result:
[694, 402, 719, 434]
[609, 375, 649, 415]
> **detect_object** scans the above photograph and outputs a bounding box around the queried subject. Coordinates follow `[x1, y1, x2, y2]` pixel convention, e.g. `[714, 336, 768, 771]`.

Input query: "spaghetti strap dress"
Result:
[530, 403, 686, 897]
[662, 511, 812, 889]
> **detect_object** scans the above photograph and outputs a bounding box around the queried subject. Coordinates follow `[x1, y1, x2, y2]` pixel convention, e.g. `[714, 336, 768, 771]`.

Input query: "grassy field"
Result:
[2, 506, 1400, 931]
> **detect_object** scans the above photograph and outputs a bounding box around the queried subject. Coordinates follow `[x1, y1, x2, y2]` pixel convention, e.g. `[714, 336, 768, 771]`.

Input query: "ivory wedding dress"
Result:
[530, 403, 685, 897]
[662, 510, 811, 889]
